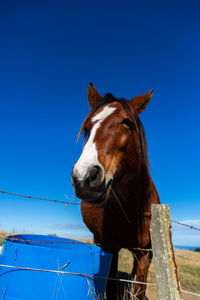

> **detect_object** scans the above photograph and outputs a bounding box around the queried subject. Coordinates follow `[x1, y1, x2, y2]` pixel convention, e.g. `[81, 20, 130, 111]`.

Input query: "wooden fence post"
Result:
[150, 204, 183, 300]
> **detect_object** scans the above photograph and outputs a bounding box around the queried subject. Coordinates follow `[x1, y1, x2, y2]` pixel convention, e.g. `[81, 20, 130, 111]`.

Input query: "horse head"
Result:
[71, 83, 153, 206]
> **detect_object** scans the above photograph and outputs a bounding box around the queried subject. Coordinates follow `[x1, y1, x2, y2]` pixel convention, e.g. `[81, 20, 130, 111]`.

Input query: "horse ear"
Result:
[129, 89, 154, 114]
[87, 82, 102, 108]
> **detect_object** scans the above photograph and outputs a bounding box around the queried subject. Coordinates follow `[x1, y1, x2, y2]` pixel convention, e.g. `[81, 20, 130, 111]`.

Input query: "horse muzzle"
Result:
[71, 164, 109, 204]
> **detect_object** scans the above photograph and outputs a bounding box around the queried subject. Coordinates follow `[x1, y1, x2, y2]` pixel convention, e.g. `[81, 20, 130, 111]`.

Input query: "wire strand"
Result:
[0, 190, 80, 205]
[0, 263, 200, 297]
[1, 190, 200, 232]
[0, 235, 152, 252]
[172, 220, 200, 232]
[111, 187, 131, 223]
[0, 264, 92, 278]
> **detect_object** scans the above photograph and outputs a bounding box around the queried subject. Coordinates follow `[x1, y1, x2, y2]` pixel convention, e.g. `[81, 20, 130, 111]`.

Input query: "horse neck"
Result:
[112, 165, 154, 213]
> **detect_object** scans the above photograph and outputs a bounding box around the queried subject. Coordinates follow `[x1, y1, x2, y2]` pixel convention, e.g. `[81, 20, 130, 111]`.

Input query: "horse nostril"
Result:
[88, 165, 102, 188]
[90, 167, 98, 181]
[71, 174, 76, 185]
[71, 166, 80, 186]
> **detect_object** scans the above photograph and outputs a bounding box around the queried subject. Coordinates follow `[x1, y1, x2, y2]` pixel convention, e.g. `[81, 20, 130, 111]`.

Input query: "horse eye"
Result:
[122, 118, 134, 129]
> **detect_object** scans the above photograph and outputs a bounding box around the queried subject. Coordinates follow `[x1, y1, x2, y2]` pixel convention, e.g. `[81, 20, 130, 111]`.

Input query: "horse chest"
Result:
[81, 203, 150, 248]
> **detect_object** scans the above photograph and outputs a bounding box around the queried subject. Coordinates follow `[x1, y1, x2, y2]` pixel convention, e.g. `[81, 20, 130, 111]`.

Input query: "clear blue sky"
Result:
[0, 0, 200, 246]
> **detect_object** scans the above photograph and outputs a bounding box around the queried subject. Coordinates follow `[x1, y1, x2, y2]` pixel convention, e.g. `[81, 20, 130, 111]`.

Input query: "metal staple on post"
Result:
[150, 204, 183, 300]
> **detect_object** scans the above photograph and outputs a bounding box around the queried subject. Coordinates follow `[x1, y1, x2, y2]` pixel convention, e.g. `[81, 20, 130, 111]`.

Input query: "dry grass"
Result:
[0, 230, 13, 246]
[118, 248, 200, 300]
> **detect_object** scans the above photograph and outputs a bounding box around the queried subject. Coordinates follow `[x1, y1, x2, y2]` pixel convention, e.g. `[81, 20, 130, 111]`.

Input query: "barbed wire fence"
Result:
[0, 234, 199, 268]
[0, 190, 200, 298]
[1, 190, 200, 232]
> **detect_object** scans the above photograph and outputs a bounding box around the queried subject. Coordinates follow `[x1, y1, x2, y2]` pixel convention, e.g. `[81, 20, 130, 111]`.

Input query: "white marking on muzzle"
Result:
[74, 105, 116, 180]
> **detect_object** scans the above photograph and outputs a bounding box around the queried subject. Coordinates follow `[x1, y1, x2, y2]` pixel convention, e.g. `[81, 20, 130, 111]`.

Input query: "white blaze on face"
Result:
[74, 105, 116, 180]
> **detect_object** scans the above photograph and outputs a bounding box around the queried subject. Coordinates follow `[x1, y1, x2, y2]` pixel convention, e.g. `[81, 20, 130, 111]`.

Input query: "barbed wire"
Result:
[0, 188, 199, 254]
[172, 220, 200, 232]
[2, 235, 199, 261]
[0, 190, 80, 205]
[1, 190, 200, 297]
[0, 235, 152, 252]
[0, 235, 85, 245]
[1, 190, 200, 233]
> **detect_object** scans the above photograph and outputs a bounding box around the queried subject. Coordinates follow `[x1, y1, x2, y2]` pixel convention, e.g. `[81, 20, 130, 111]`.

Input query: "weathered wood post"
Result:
[150, 204, 183, 300]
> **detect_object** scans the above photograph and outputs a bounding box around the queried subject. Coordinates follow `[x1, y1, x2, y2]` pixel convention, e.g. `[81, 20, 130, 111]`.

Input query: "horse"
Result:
[71, 83, 160, 300]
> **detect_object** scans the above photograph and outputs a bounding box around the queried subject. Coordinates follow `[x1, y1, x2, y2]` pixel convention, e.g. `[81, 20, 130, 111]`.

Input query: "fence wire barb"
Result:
[0, 190, 80, 206]
[1, 236, 85, 245]
[2, 190, 200, 233]
[0, 235, 152, 252]
[172, 220, 200, 232]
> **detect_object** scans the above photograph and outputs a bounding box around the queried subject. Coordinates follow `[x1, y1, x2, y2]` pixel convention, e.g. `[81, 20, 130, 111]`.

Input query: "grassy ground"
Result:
[118, 248, 200, 300]
[0, 231, 12, 246]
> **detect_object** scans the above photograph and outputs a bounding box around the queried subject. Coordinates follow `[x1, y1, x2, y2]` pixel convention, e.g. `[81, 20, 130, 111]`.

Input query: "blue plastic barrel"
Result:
[0, 234, 112, 299]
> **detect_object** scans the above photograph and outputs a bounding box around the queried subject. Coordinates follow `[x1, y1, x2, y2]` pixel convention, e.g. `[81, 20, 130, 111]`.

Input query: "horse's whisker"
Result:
[111, 187, 131, 224]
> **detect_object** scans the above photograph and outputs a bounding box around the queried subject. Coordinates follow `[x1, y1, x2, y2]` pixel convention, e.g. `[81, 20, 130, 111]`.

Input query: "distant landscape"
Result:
[174, 245, 200, 251]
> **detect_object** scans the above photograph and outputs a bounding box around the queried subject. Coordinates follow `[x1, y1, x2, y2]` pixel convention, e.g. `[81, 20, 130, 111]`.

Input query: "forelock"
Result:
[77, 93, 136, 141]
[77, 92, 149, 170]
